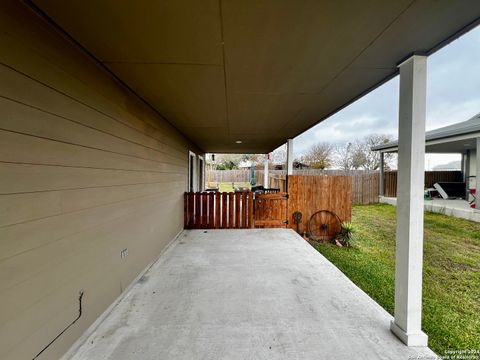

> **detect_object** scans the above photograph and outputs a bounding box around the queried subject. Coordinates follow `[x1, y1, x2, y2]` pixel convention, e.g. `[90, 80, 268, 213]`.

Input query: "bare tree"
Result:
[271, 145, 287, 166]
[301, 142, 333, 169]
[334, 134, 395, 170]
[334, 141, 365, 170]
[358, 134, 394, 170]
[334, 142, 354, 170]
[351, 142, 367, 169]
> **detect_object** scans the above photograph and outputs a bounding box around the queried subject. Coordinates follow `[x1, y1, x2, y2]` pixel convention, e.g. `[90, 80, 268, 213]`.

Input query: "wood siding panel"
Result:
[0, 2, 200, 359]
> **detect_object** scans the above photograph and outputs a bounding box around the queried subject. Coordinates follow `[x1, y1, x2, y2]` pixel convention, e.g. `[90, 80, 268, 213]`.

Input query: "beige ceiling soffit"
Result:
[24, 0, 205, 152]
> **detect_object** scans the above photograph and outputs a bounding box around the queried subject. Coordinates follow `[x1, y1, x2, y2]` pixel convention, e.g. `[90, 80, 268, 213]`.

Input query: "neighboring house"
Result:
[273, 161, 310, 170]
[432, 161, 461, 171]
[238, 160, 255, 169]
[373, 112, 480, 192]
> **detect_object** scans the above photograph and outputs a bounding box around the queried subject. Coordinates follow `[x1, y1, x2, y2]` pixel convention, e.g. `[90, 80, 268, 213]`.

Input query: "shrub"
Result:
[336, 222, 355, 247]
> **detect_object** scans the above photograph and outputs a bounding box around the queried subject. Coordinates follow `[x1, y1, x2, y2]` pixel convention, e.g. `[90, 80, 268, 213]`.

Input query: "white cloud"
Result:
[292, 24, 480, 169]
[426, 99, 480, 131]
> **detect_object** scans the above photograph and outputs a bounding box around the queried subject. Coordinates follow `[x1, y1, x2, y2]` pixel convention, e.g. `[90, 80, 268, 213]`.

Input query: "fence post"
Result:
[380, 152, 385, 197]
[184, 192, 188, 228]
[264, 154, 269, 188]
[286, 139, 293, 192]
[248, 192, 254, 228]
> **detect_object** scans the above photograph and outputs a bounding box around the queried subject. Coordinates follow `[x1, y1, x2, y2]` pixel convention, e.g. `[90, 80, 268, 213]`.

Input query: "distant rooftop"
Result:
[372, 112, 480, 152]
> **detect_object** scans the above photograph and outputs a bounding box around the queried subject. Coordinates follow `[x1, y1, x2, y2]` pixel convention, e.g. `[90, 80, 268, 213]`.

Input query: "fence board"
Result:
[383, 170, 462, 197]
[201, 193, 206, 228]
[234, 192, 240, 228]
[287, 176, 352, 235]
[188, 192, 194, 228]
[222, 193, 228, 228]
[228, 193, 234, 229]
[242, 192, 247, 228]
[384, 171, 397, 197]
[215, 192, 221, 228]
[208, 192, 214, 227]
[248, 192, 253, 228]
[184, 193, 188, 229]
[195, 192, 201, 227]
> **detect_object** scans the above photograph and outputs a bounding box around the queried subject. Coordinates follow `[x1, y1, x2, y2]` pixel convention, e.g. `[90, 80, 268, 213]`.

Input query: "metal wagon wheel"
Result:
[307, 210, 342, 242]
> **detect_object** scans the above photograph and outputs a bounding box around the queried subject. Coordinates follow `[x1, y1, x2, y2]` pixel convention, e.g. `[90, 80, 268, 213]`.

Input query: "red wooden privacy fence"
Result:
[287, 176, 352, 235]
[184, 192, 254, 229]
[184, 192, 288, 229]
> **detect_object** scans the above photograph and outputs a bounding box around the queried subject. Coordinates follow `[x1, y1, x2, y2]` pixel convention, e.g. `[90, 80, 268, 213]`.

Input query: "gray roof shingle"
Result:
[372, 112, 480, 151]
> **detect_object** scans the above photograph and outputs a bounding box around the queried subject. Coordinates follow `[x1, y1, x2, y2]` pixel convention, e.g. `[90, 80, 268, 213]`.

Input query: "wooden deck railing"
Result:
[184, 192, 254, 229]
[184, 191, 289, 229]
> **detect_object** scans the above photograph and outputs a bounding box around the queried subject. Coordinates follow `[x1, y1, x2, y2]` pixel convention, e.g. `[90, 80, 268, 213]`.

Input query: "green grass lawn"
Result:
[312, 203, 480, 356]
[207, 182, 251, 192]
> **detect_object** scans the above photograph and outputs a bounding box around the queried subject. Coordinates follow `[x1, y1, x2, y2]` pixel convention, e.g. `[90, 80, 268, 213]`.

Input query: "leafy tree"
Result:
[215, 161, 237, 170]
[301, 142, 333, 169]
[211, 154, 244, 170]
[207, 153, 266, 169]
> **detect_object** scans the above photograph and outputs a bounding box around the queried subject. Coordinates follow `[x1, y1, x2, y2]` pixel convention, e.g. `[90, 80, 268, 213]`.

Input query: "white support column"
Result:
[286, 139, 294, 175]
[461, 153, 466, 198]
[264, 154, 269, 188]
[476, 138, 480, 209]
[465, 150, 471, 200]
[379, 152, 385, 197]
[390, 55, 428, 347]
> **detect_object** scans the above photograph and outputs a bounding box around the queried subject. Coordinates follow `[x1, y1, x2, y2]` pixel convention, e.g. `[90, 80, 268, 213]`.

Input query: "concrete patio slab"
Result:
[63, 229, 435, 360]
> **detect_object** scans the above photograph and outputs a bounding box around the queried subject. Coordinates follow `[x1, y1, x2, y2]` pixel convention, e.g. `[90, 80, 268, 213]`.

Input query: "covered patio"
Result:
[3, 1, 480, 358]
[62, 229, 435, 360]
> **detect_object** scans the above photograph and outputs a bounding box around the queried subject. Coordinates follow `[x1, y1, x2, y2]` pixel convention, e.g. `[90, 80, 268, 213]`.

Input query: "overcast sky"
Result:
[291, 25, 480, 169]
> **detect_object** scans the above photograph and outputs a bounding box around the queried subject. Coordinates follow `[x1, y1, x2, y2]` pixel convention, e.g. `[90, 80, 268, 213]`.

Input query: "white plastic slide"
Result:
[433, 183, 449, 199]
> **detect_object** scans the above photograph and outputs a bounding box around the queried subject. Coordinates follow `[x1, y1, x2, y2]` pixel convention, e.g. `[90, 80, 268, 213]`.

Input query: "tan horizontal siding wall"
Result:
[0, 2, 200, 359]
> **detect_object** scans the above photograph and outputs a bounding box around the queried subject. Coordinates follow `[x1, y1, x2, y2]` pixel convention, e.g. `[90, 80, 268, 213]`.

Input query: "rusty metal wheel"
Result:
[307, 210, 342, 242]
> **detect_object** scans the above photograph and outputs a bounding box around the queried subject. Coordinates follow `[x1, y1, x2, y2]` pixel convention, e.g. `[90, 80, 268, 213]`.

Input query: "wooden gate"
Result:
[253, 192, 288, 228]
